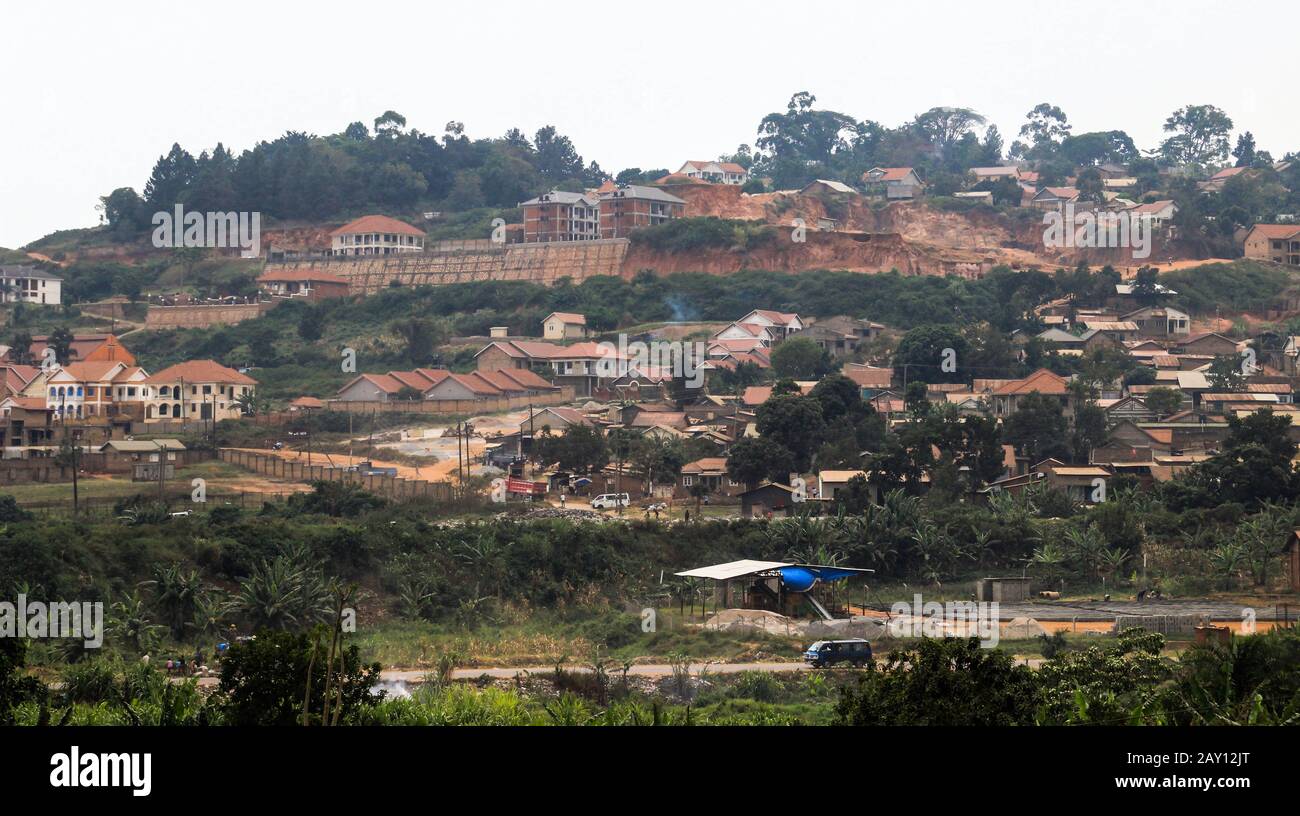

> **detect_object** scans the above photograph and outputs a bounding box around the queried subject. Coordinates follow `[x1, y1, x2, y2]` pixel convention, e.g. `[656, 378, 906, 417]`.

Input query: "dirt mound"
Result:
[704, 609, 801, 636]
[1001, 617, 1047, 639]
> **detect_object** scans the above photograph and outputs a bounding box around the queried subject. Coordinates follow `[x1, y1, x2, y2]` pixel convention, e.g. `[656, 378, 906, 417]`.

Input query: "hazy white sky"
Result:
[1, 0, 1293, 249]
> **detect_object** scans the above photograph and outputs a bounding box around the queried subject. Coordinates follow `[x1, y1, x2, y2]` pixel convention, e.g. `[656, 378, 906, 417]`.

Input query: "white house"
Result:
[1127, 199, 1178, 227]
[676, 160, 749, 185]
[0, 265, 62, 305]
[542, 312, 589, 341]
[330, 215, 425, 256]
[734, 310, 804, 340]
[712, 322, 777, 345]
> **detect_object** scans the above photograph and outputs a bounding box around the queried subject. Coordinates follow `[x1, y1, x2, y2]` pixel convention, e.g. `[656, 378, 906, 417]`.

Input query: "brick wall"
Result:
[219, 448, 453, 501]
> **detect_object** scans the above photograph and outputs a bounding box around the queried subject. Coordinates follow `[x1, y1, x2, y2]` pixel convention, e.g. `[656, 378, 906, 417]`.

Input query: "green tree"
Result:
[532, 424, 608, 474]
[770, 336, 830, 380]
[1143, 386, 1184, 419]
[836, 637, 1039, 726]
[726, 436, 795, 488]
[47, 327, 77, 365]
[1159, 104, 1233, 168]
[390, 318, 443, 365]
[755, 394, 826, 472]
[217, 628, 380, 726]
[894, 324, 968, 384]
[1003, 392, 1071, 463]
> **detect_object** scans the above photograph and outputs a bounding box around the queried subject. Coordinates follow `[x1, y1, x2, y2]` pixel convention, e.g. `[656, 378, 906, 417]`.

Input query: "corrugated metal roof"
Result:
[675, 560, 791, 580]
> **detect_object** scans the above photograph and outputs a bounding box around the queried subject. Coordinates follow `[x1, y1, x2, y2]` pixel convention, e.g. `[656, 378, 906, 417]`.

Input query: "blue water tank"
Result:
[778, 566, 818, 592]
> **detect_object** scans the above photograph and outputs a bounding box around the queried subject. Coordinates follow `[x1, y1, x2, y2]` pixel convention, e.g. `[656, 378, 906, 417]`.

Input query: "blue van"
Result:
[803, 639, 873, 668]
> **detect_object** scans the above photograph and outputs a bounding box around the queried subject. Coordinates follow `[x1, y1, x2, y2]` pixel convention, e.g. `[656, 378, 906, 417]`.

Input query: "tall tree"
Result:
[1159, 105, 1233, 167]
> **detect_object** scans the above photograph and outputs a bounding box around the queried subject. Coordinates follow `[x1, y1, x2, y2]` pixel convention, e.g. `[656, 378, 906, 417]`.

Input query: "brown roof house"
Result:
[330, 215, 425, 256]
[257, 268, 351, 301]
[675, 457, 743, 500]
[860, 167, 924, 199]
[990, 369, 1072, 418]
[1243, 224, 1300, 267]
[542, 312, 589, 341]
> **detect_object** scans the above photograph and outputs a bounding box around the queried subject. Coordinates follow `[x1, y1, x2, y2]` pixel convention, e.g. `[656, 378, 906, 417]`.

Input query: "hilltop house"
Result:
[969, 166, 1020, 183]
[520, 191, 601, 243]
[1031, 187, 1081, 211]
[734, 310, 804, 340]
[860, 167, 924, 199]
[542, 312, 589, 341]
[676, 160, 749, 185]
[330, 215, 426, 256]
[257, 268, 351, 300]
[0, 265, 62, 305]
[598, 185, 686, 238]
[1244, 224, 1300, 267]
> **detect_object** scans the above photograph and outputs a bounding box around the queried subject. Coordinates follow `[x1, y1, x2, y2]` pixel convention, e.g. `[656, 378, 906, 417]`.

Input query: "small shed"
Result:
[738, 482, 799, 518]
[975, 577, 1033, 603]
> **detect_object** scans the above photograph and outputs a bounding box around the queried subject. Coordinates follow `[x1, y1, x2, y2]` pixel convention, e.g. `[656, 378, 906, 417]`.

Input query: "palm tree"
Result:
[141, 564, 204, 640]
[227, 547, 331, 630]
[110, 590, 162, 654]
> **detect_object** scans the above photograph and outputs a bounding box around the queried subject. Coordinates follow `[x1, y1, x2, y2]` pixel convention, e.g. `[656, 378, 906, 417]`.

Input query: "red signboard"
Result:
[506, 477, 546, 496]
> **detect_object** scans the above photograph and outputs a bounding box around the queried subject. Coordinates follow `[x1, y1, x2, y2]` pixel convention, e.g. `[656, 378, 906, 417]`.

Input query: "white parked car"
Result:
[589, 493, 630, 510]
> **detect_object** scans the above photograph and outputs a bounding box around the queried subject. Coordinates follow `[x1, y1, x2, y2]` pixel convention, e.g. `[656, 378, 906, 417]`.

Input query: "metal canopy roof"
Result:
[674, 559, 873, 581]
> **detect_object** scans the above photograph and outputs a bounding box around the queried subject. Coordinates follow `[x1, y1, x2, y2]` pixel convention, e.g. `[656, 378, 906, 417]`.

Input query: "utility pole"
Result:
[455, 421, 463, 495]
[60, 393, 79, 516]
[156, 439, 167, 501]
[527, 403, 535, 476]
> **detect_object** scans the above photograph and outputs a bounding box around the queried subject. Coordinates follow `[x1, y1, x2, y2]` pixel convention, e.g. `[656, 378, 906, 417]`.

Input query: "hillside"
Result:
[121, 259, 1296, 404]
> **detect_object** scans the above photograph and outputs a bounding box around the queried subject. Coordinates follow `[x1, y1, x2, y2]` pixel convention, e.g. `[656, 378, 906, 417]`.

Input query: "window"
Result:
[682, 475, 693, 486]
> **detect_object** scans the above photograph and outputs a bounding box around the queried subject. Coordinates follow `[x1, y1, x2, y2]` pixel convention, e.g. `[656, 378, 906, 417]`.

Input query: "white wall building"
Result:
[0, 265, 62, 305]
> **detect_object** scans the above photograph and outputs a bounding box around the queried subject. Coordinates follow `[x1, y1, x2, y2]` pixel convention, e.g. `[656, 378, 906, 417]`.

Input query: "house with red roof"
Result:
[142, 360, 256, 422]
[841, 364, 895, 397]
[1031, 186, 1081, 211]
[329, 215, 425, 256]
[1198, 166, 1250, 193]
[675, 160, 749, 185]
[31, 361, 140, 421]
[18, 333, 135, 367]
[542, 312, 589, 341]
[519, 191, 601, 243]
[1244, 224, 1300, 267]
[257, 268, 351, 300]
[0, 394, 55, 452]
[735, 309, 804, 340]
[860, 167, 924, 199]
[990, 368, 1073, 417]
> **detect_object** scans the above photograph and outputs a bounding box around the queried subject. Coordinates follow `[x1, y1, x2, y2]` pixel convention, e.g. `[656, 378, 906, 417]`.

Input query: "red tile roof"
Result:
[842, 364, 894, 389]
[329, 215, 425, 237]
[992, 368, 1070, 396]
[862, 167, 916, 182]
[1248, 224, 1300, 240]
[146, 360, 257, 385]
[741, 386, 772, 406]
